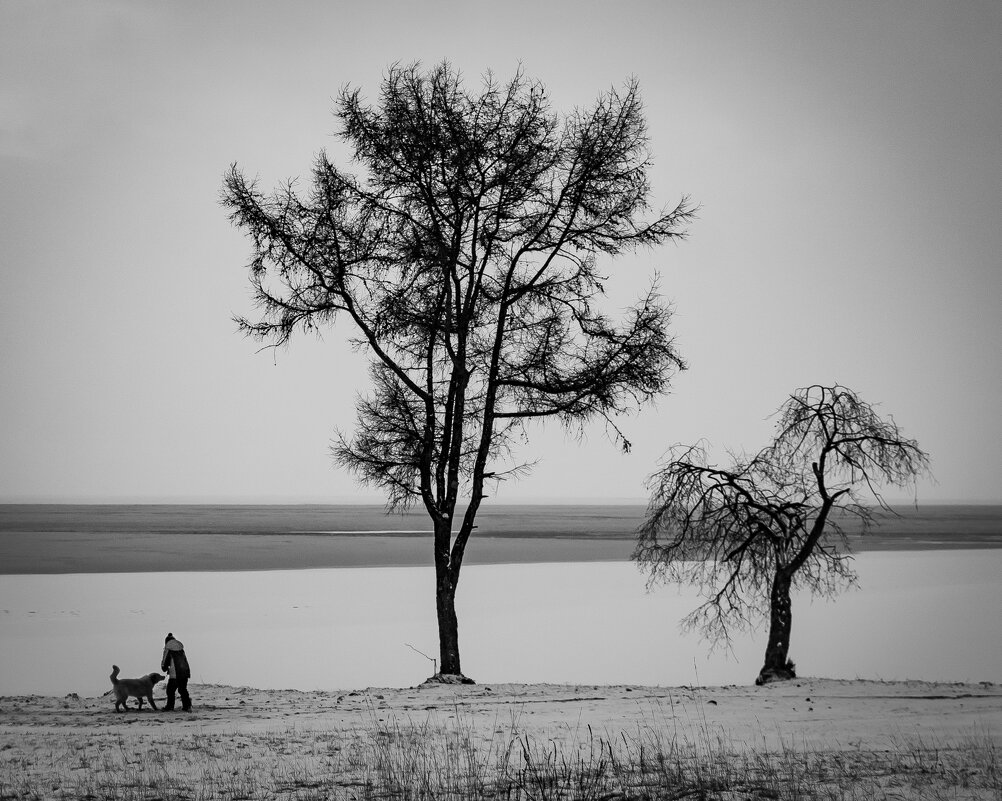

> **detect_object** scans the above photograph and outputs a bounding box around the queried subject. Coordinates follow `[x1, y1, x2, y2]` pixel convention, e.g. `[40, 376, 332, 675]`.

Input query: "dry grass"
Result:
[0, 707, 997, 801]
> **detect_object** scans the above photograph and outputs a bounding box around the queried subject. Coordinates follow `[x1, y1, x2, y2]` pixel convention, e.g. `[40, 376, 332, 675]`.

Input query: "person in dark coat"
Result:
[161, 632, 192, 711]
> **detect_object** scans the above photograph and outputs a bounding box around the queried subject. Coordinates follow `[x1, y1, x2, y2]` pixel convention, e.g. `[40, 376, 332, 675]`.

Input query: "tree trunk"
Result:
[756, 569, 796, 685]
[429, 519, 474, 684]
[436, 569, 462, 676]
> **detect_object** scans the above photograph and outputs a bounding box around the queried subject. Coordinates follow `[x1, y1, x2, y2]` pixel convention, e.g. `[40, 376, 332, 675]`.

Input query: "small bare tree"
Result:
[223, 62, 692, 681]
[634, 384, 931, 685]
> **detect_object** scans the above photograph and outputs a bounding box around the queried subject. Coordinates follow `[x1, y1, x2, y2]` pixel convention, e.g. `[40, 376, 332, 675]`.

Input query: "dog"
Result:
[109, 665, 164, 712]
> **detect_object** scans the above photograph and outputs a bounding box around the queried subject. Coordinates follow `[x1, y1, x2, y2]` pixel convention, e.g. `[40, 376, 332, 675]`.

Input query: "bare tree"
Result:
[223, 62, 693, 681]
[634, 384, 931, 685]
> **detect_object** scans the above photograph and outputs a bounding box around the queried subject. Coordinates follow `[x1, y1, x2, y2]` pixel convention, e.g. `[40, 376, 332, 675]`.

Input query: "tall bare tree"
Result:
[223, 62, 692, 681]
[634, 384, 931, 685]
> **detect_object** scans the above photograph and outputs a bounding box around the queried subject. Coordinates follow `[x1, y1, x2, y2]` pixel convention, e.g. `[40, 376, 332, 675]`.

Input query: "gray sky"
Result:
[1, 1, 999, 503]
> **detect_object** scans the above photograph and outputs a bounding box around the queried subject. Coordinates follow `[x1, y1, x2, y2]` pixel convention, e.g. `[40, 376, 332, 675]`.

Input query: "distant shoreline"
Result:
[2, 503, 1000, 574]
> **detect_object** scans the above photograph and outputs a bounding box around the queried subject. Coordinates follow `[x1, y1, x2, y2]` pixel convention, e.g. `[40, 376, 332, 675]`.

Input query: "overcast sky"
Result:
[1, 1, 999, 504]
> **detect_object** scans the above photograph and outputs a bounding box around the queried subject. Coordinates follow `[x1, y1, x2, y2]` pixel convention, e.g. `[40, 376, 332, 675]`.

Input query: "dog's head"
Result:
[148, 673, 166, 686]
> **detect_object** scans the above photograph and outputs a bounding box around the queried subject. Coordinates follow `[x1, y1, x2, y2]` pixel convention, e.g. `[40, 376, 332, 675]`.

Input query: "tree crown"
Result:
[224, 62, 692, 518]
[634, 383, 931, 643]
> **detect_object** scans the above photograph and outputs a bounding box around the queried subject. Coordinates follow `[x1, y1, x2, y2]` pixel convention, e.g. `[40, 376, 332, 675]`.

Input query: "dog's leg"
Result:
[147, 692, 158, 711]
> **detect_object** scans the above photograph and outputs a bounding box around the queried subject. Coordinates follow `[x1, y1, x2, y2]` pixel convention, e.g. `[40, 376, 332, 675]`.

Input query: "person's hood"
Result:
[165, 639, 184, 651]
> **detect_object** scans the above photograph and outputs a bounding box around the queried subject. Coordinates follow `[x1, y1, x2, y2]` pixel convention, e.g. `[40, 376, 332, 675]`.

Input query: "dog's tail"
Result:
[110, 665, 120, 684]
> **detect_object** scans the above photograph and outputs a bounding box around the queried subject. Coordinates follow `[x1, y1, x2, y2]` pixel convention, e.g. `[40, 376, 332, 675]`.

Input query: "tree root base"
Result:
[421, 672, 476, 685]
[756, 661, 797, 686]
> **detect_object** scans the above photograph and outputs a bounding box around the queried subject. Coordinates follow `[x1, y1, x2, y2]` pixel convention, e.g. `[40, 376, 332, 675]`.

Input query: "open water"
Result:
[1, 550, 1000, 696]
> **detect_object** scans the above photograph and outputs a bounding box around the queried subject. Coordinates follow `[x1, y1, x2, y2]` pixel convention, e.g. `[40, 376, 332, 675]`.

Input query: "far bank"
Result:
[1, 503, 1000, 574]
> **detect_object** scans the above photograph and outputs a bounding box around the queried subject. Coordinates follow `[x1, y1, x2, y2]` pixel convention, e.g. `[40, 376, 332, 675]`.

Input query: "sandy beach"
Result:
[3, 678, 1000, 798]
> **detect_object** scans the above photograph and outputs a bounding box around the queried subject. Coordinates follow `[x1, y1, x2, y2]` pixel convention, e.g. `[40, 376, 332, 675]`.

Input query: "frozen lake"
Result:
[1, 550, 1000, 696]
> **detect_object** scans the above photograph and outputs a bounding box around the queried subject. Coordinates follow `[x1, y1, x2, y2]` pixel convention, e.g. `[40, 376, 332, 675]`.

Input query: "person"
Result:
[160, 632, 192, 711]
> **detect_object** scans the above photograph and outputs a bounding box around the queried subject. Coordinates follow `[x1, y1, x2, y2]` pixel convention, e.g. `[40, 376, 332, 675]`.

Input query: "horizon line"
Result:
[1, 495, 1000, 507]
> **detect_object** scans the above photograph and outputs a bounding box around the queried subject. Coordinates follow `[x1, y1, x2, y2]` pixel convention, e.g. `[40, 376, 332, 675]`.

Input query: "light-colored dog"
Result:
[109, 664, 164, 712]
